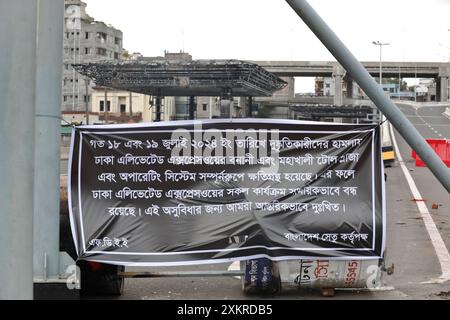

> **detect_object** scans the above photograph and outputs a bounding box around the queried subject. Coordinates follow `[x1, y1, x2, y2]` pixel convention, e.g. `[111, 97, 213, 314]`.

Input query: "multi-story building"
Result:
[315, 76, 363, 99]
[63, 0, 124, 113]
[90, 89, 175, 123]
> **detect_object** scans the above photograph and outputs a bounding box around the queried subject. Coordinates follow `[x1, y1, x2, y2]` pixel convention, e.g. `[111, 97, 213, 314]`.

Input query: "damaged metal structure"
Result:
[73, 59, 287, 120]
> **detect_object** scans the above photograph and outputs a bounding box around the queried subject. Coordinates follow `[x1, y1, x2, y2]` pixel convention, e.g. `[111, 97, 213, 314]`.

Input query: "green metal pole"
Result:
[33, 0, 65, 283]
[0, 0, 38, 299]
[286, 0, 450, 193]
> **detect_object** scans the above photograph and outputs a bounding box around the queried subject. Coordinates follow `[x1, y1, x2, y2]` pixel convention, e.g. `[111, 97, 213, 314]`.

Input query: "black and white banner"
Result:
[68, 120, 385, 266]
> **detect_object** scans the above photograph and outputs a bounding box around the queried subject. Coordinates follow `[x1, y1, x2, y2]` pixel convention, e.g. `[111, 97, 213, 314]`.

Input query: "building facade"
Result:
[91, 89, 175, 123]
[315, 76, 363, 99]
[63, 0, 124, 112]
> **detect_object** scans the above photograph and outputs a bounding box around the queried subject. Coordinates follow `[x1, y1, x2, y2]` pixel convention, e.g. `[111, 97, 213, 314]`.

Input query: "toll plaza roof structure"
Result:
[73, 59, 287, 97]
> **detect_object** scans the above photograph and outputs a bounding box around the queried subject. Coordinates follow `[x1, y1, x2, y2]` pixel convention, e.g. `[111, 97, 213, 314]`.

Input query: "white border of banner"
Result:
[67, 125, 386, 264]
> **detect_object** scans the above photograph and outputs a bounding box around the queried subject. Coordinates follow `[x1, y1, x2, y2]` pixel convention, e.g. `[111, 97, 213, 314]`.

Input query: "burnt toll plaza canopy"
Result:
[73, 59, 287, 97]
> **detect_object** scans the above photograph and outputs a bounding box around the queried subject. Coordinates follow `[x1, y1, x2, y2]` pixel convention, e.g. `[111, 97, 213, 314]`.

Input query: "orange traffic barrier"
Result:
[412, 139, 450, 167]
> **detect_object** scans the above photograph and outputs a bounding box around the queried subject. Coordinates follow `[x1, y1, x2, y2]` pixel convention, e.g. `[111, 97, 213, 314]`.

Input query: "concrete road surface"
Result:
[71, 103, 450, 300]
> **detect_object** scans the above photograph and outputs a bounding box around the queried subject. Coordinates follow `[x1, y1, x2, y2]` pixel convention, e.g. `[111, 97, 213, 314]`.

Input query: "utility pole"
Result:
[0, 0, 38, 299]
[286, 0, 450, 193]
[129, 91, 133, 123]
[209, 97, 214, 119]
[415, 64, 417, 103]
[85, 78, 90, 125]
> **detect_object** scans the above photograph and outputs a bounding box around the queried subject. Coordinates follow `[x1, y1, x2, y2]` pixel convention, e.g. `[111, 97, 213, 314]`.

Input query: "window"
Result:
[203, 104, 208, 112]
[84, 95, 90, 103]
[65, 64, 69, 70]
[114, 52, 120, 59]
[85, 32, 90, 39]
[120, 104, 126, 113]
[64, 96, 67, 102]
[96, 32, 107, 43]
[100, 101, 111, 112]
[85, 48, 91, 55]
[114, 37, 121, 46]
[96, 48, 107, 56]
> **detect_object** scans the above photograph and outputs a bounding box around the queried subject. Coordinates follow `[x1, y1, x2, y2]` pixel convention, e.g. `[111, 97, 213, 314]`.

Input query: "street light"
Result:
[372, 41, 390, 87]
[372, 41, 389, 123]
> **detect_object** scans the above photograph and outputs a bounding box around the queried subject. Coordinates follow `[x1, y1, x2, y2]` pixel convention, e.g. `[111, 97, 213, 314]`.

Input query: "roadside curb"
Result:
[443, 108, 450, 120]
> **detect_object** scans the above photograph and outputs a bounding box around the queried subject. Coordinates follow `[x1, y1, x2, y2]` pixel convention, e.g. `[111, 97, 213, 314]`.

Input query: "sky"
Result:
[84, 0, 450, 91]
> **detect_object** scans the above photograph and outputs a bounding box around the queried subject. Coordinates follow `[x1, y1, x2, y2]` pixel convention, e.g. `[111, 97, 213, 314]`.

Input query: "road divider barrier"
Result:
[444, 107, 450, 119]
[412, 139, 450, 167]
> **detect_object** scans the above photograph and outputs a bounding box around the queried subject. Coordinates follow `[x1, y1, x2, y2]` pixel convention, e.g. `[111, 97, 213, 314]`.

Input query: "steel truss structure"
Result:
[73, 59, 287, 97]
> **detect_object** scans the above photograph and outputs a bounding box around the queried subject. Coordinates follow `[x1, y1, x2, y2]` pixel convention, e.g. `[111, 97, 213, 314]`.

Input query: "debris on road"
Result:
[436, 291, 450, 299]
[411, 198, 427, 202]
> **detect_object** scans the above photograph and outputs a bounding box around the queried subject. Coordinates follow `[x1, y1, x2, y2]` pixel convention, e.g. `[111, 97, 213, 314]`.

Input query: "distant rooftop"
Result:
[73, 59, 287, 97]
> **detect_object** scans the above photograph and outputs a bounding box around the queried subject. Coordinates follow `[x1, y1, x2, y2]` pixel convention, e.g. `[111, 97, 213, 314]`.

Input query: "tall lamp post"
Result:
[372, 41, 390, 86]
[372, 41, 389, 123]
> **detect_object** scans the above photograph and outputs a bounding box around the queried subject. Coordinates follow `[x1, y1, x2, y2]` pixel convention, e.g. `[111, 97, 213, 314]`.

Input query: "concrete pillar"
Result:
[345, 77, 354, 99]
[189, 96, 196, 120]
[438, 77, 449, 103]
[220, 99, 231, 119]
[0, 0, 38, 300]
[333, 65, 345, 106]
[129, 91, 133, 122]
[248, 96, 253, 118]
[438, 66, 450, 102]
[220, 89, 232, 119]
[33, 0, 65, 282]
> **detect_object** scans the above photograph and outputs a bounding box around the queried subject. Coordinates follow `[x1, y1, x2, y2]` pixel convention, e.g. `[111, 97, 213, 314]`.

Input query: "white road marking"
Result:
[390, 124, 450, 283]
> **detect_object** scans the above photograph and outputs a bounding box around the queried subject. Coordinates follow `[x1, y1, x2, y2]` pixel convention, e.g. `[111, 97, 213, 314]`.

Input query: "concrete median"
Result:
[444, 107, 450, 119]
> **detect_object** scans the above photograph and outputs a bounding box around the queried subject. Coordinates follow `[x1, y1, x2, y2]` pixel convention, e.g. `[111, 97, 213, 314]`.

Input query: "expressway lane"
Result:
[398, 103, 450, 140]
[382, 102, 450, 291]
